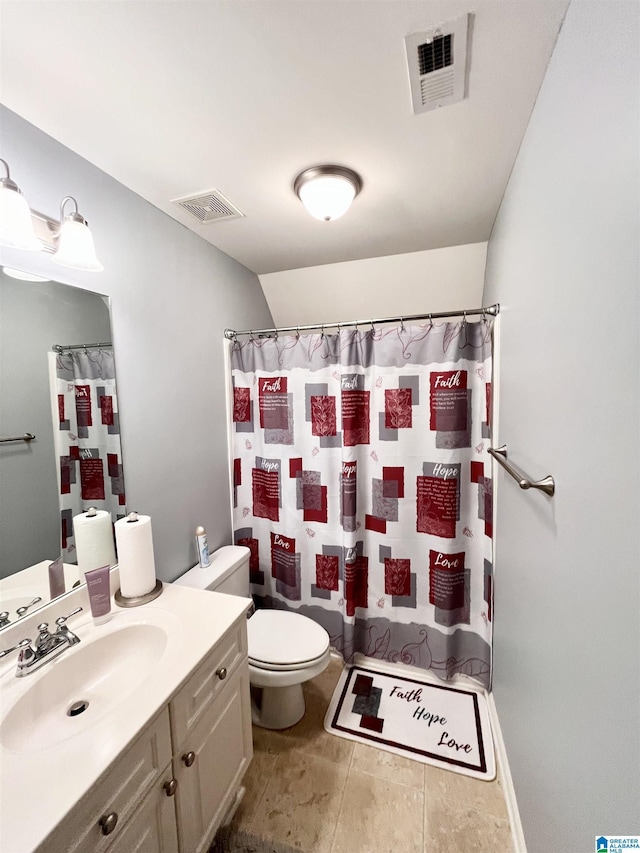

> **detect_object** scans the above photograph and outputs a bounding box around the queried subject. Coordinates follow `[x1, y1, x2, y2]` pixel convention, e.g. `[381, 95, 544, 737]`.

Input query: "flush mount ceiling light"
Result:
[294, 165, 362, 222]
[0, 158, 103, 272]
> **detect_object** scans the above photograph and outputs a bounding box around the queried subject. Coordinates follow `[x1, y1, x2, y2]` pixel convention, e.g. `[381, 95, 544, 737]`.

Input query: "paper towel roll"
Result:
[115, 513, 157, 598]
[74, 509, 116, 576]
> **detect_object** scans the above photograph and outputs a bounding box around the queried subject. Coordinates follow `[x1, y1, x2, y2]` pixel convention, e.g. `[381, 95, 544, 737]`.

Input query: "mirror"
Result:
[0, 269, 125, 630]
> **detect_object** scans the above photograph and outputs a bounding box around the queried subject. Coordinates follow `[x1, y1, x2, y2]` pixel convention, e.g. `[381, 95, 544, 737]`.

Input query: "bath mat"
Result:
[324, 664, 495, 780]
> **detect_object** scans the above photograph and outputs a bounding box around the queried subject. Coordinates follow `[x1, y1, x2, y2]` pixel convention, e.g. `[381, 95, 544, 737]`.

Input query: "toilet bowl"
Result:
[247, 609, 331, 728]
[174, 545, 331, 729]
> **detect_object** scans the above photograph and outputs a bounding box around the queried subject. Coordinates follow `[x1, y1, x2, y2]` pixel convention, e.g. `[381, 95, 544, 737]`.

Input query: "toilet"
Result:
[175, 545, 331, 729]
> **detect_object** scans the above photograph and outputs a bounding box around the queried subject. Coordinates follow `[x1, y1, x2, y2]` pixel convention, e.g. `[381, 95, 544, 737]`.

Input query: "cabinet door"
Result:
[174, 663, 252, 853]
[107, 768, 179, 853]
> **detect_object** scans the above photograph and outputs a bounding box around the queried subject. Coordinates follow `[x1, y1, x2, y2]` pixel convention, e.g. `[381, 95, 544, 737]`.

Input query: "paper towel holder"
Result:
[114, 511, 164, 607]
[115, 579, 163, 608]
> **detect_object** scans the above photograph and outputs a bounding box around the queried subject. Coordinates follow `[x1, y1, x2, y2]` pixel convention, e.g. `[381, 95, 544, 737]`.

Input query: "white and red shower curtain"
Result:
[229, 320, 494, 688]
[50, 348, 126, 564]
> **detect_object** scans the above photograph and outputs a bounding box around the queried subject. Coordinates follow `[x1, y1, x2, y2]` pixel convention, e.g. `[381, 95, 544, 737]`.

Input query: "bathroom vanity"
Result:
[0, 581, 253, 853]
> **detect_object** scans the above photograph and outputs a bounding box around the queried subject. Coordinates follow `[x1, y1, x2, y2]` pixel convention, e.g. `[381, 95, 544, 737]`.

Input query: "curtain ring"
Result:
[249, 330, 255, 342]
[321, 324, 325, 338]
[400, 317, 405, 332]
[462, 311, 467, 325]
[370, 320, 375, 333]
[274, 328, 278, 340]
[296, 326, 300, 340]
[429, 314, 433, 328]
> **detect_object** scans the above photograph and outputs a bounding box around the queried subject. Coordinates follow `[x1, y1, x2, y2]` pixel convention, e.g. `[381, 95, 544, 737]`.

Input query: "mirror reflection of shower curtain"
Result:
[48, 349, 126, 570]
[228, 320, 494, 690]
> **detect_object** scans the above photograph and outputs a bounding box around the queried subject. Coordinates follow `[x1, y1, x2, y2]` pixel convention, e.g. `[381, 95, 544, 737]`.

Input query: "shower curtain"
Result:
[50, 348, 126, 564]
[228, 319, 494, 689]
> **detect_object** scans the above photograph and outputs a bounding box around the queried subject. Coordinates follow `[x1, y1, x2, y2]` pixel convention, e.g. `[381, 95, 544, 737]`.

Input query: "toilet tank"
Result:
[174, 545, 251, 597]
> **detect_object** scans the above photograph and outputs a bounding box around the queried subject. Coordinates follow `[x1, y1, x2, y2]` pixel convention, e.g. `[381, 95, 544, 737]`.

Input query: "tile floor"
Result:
[216, 656, 514, 853]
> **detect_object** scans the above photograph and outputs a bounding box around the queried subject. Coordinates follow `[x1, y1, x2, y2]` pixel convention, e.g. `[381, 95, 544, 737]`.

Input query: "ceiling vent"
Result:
[405, 13, 469, 115]
[172, 189, 244, 224]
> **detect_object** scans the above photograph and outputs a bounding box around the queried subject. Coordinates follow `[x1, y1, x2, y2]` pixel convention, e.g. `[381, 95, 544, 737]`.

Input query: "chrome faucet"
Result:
[0, 606, 83, 677]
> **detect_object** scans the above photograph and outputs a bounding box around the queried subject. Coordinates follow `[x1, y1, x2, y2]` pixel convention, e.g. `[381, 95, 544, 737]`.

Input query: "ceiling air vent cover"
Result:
[172, 189, 244, 224]
[405, 13, 469, 115]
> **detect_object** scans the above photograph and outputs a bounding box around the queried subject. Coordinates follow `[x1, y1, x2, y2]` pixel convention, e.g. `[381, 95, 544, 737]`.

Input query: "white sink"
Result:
[1, 623, 168, 752]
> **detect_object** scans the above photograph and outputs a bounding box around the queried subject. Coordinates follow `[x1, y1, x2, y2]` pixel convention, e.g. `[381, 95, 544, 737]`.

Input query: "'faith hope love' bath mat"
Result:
[324, 664, 495, 780]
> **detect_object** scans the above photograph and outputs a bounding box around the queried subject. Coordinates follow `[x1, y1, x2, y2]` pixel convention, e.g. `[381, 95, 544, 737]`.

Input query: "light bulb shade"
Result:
[0, 185, 43, 251]
[295, 166, 362, 221]
[52, 218, 104, 271]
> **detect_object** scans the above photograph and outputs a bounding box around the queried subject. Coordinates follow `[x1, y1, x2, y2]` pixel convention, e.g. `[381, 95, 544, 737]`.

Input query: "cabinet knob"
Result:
[182, 750, 196, 767]
[164, 778, 178, 797]
[216, 666, 227, 680]
[99, 812, 119, 836]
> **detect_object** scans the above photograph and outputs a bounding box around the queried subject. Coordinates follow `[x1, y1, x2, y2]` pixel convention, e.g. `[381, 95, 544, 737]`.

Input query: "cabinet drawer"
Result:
[170, 617, 247, 747]
[38, 708, 172, 853]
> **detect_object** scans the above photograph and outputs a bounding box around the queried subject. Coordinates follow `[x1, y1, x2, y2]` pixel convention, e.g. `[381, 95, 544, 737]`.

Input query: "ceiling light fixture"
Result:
[294, 165, 362, 222]
[0, 159, 103, 272]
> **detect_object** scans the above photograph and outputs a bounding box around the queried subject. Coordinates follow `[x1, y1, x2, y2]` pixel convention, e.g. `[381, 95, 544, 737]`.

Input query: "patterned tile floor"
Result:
[218, 656, 514, 853]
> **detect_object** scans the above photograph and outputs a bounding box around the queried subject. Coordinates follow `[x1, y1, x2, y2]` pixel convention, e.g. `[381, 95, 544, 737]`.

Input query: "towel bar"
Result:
[0, 433, 36, 444]
[488, 445, 555, 496]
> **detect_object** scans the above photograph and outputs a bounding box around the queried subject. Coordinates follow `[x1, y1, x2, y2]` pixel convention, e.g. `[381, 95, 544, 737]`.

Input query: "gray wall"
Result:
[0, 274, 111, 577]
[483, 2, 640, 851]
[0, 106, 273, 580]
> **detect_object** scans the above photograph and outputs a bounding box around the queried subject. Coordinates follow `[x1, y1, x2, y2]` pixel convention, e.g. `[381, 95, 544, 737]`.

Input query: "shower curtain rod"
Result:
[224, 304, 499, 339]
[52, 341, 113, 353]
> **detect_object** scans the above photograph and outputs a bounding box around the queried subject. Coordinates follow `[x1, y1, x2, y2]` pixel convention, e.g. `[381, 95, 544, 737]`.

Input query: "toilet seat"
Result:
[249, 651, 329, 672]
[248, 609, 329, 670]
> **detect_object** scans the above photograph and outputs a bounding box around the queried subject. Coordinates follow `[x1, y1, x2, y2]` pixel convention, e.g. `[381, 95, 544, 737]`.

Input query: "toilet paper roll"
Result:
[115, 513, 157, 598]
[73, 509, 116, 576]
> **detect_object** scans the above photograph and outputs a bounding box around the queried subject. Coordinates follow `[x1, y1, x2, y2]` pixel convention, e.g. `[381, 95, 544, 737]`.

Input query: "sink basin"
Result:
[1, 623, 168, 752]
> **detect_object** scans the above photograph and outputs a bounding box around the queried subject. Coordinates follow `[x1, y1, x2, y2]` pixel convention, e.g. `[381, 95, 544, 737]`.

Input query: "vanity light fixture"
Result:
[0, 159, 42, 251]
[294, 165, 362, 221]
[51, 196, 104, 272]
[0, 158, 103, 272]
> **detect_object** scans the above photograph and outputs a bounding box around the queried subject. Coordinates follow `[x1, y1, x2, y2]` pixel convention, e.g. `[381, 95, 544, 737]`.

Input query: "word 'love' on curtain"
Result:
[228, 319, 494, 689]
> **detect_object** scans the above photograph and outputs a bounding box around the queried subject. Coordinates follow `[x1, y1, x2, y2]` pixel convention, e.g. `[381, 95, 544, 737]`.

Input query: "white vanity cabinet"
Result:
[35, 611, 252, 853]
[171, 618, 253, 853]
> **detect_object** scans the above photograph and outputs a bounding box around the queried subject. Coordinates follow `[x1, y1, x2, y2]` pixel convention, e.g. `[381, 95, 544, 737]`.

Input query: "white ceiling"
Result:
[0, 1, 568, 275]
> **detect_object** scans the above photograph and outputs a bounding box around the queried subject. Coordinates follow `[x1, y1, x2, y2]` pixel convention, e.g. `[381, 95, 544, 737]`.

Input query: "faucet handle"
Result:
[55, 606, 83, 627]
[16, 596, 42, 617]
[0, 637, 34, 659]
